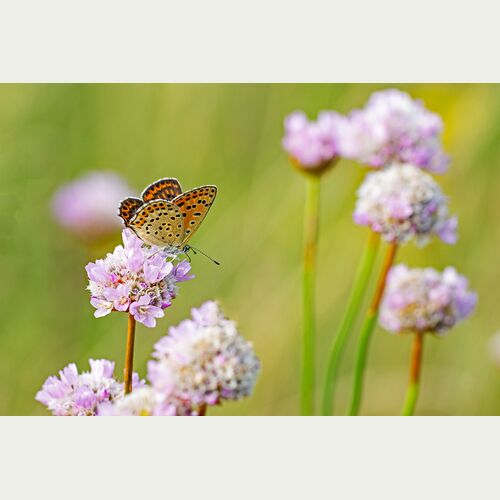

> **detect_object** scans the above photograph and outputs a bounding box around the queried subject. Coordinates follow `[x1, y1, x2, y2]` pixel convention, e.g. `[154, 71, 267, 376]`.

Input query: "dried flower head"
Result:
[86, 229, 194, 327]
[353, 163, 457, 245]
[147, 301, 260, 407]
[338, 89, 449, 173]
[52, 171, 132, 241]
[282, 111, 343, 173]
[35, 359, 143, 416]
[380, 265, 477, 335]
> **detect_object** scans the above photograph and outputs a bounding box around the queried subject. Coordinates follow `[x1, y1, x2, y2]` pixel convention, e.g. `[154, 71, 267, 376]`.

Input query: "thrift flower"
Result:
[148, 301, 260, 407]
[380, 265, 477, 335]
[52, 171, 132, 240]
[86, 229, 194, 327]
[97, 387, 196, 416]
[353, 163, 457, 245]
[338, 89, 449, 173]
[129, 295, 164, 328]
[35, 359, 143, 416]
[282, 111, 343, 172]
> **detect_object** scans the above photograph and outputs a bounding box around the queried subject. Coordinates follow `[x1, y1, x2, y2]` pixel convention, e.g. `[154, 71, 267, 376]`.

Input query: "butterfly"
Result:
[118, 178, 217, 252]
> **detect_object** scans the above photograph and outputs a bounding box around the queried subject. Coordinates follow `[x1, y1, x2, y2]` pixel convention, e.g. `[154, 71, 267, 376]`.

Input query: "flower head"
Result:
[86, 229, 194, 327]
[338, 89, 449, 173]
[380, 265, 477, 335]
[52, 171, 132, 241]
[35, 359, 143, 416]
[282, 111, 343, 172]
[148, 301, 260, 407]
[97, 387, 196, 416]
[129, 295, 165, 328]
[353, 163, 457, 245]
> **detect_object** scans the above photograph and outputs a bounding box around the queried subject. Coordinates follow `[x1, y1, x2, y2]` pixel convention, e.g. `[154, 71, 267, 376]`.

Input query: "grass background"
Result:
[1, 83, 498, 415]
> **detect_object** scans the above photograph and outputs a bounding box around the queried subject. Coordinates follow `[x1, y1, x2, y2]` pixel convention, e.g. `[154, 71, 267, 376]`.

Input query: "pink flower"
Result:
[89, 358, 115, 379]
[90, 297, 113, 318]
[35, 359, 143, 416]
[129, 295, 165, 328]
[52, 171, 132, 241]
[85, 260, 111, 284]
[148, 301, 260, 406]
[380, 265, 477, 335]
[86, 229, 193, 328]
[354, 163, 457, 245]
[282, 111, 343, 170]
[191, 300, 222, 326]
[437, 217, 458, 245]
[97, 387, 197, 416]
[338, 89, 449, 173]
[143, 255, 173, 283]
[122, 227, 144, 252]
[172, 261, 195, 282]
[104, 284, 131, 312]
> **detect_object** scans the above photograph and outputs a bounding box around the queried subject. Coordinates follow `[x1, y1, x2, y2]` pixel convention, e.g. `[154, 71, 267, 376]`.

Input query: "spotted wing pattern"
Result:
[173, 186, 217, 245]
[118, 197, 144, 225]
[141, 178, 183, 202]
[127, 200, 185, 248]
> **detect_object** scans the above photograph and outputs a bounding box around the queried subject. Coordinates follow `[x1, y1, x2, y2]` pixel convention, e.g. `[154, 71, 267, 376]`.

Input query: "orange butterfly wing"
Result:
[118, 197, 144, 225]
[127, 200, 185, 248]
[173, 186, 217, 244]
[142, 178, 182, 202]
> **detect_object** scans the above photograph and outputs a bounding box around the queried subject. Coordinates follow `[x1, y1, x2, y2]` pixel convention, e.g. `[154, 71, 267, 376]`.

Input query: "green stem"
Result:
[348, 312, 378, 416]
[402, 384, 419, 416]
[402, 332, 424, 416]
[348, 241, 398, 416]
[301, 175, 321, 416]
[321, 232, 380, 415]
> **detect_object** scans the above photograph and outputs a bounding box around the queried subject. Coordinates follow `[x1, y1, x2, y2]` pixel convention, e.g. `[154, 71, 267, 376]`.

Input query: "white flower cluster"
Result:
[97, 387, 195, 416]
[338, 89, 449, 173]
[380, 265, 477, 335]
[354, 163, 457, 245]
[147, 301, 261, 407]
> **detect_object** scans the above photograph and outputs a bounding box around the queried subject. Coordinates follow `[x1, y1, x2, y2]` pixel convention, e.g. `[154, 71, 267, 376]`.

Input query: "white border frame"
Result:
[1, 417, 498, 498]
[1, 0, 499, 82]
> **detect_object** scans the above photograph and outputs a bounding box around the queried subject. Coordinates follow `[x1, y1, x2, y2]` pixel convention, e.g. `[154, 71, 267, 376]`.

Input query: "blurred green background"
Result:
[1, 84, 498, 416]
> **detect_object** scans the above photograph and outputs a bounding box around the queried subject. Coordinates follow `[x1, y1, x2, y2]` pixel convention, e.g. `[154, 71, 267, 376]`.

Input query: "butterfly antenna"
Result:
[187, 245, 220, 266]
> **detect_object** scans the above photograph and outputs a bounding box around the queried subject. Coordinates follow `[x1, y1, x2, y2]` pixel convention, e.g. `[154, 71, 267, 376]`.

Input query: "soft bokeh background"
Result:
[1, 84, 498, 416]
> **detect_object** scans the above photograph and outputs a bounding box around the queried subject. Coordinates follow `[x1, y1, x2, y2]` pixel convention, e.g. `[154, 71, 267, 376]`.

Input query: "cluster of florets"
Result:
[97, 387, 196, 416]
[282, 111, 344, 169]
[52, 171, 131, 241]
[353, 163, 457, 245]
[86, 229, 194, 327]
[282, 89, 449, 175]
[338, 89, 449, 173]
[147, 301, 261, 407]
[35, 359, 143, 416]
[37, 302, 261, 416]
[380, 265, 477, 335]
